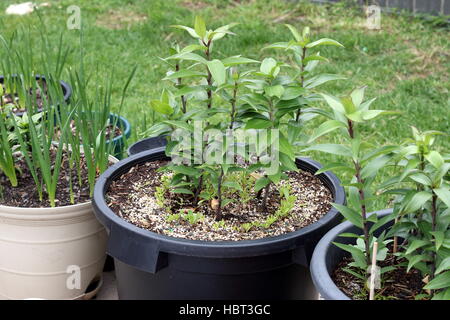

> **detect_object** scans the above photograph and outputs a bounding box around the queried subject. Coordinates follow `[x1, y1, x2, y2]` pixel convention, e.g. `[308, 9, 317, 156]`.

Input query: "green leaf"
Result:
[350, 86, 366, 108]
[402, 191, 433, 214]
[333, 242, 367, 269]
[303, 54, 328, 65]
[260, 58, 277, 75]
[303, 144, 352, 157]
[279, 134, 294, 159]
[308, 120, 347, 143]
[431, 231, 445, 251]
[315, 162, 355, 175]
[281, 87, 304, 100]
[407, 254, 430, 272]
[320, 93, 346, 114]
[285, 24, 302, 42]
[163, 120, 193, 132]
[434, 187, 450, 208]
[164, 69, 206, 80]
[426, 151, 444, 169]
[166, 52, 208, 64]
[173, 188, 195, 195]
[171, 25, 199, 38]
[194, 16, 206, 38]
[436, 257, 450, 275]
[341, 96, 357, 114]
[405, 239, 430, 255]
[408, 173, 432, 186]
[332, 203, 363, 229]
[306, 38, 344, 48]
[171, 165, 200, 177]
[255, 176, 271, 192]
[245, 118, 272, 129]
[150, 100, 173, 115]
[222, 56, 259, 66]
[431, 287, 450, 300]
[342, 267, 366, 281]
[304, 74, 346, 89]
[265, 85, 284, 98]
[424, 271, 450, 290]
[207, 59, 226, 86]
[280, 152, 298, 171]
[360, 154, 391, 179]
[223, 181, 243, 192]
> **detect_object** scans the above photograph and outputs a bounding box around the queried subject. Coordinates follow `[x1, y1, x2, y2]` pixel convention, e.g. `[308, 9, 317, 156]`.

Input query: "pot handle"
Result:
[106, 224, 168, 273]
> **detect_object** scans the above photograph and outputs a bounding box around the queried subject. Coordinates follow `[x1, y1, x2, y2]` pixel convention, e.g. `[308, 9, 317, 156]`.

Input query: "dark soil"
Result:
[332, 255, 426, 300]
[106, 160, 333, 241]
[0, 148, 93, 208]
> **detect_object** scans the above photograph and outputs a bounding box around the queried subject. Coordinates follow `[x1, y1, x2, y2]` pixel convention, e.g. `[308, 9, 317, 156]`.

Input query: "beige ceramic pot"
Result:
[0, 156, 118, 300]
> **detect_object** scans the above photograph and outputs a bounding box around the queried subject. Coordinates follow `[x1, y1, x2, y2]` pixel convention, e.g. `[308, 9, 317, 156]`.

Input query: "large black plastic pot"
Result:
[310, 209, 393, 300]
[93, 148, 346, 300]
[127, 135, 167, 156]
[0, 74, 72, 117]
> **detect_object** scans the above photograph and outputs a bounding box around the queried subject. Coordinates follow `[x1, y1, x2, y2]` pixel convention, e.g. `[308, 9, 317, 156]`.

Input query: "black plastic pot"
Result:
[127, 135, 167, 156]
[0, 74, 72, 117]
[310, 209, 393, 300]
[93, 148, 346, 300]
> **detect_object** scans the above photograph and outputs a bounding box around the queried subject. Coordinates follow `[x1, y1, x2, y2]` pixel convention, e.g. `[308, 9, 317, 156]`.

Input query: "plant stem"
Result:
[203, 39, 213, 109]
[193, 174, 203, 205]
[295, 46, 307, 122]
[175, 63, 187, 113]
[261, 182, 271, 213]
[216, 167, 224, 220]
[429, 192, 438, 295]
[348, 119, 371, 267]
[229, 81, 238, 129]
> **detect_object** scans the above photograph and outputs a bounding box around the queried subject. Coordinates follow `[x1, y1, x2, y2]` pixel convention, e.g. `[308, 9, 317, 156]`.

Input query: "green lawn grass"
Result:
[0, 0, 448, 209]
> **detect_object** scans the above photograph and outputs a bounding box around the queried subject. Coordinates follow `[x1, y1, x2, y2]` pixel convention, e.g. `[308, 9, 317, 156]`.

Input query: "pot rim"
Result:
[310, 208, 393, 300]
[109, 113, 131, 143]
[93, 147, 346, 257]
[0, 154, 118, 219]
[127, 135, 168, 156]
[0, 74, 72, 106]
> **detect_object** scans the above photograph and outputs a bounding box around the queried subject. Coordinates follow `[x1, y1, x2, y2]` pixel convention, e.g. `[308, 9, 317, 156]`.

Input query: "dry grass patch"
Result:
[96, 9, 148, 30]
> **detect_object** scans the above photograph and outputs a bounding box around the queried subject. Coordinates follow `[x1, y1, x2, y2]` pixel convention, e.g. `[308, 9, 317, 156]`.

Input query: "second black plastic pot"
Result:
[310, 209, 393, 300]
[127, 136, 167, 156]
[93, 148, 346, 300]
[0, 74, 72, 117]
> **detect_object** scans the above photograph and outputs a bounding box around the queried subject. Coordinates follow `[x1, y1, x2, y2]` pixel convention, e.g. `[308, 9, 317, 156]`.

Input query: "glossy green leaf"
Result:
[332, 203, 363, 229]
[164, 69, 206, 80]
[150, 100, 173, 115]
[436, 257, 450, 275]
[308, 120, 347, 143]
[207, 59, 226, 86]
[194, 16, 206, 38]
[222, 56, 259, 66]
[285, 24, 302, 42]
[303, 144, 352, 157]
[245, 118, 272, 129]
[255, 176, 271, 192]
[306, 38, 344, 48]
[424, 271, 450, 290]
[434, 187, 450, 208]
[265, 85, 285, 98]
[304, 74, 346, 89]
